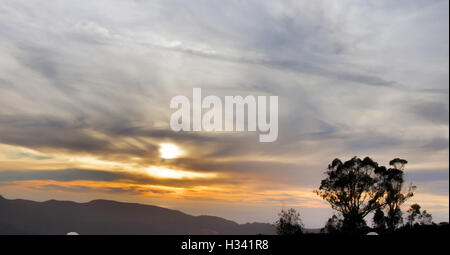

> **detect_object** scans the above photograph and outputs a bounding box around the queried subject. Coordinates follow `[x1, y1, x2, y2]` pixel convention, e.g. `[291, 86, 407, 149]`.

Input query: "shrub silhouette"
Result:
[372, 208, 387, 231]
[407, 203, 433, 226]
[275, 208, 304, 235]
[322, 214, 344, 234]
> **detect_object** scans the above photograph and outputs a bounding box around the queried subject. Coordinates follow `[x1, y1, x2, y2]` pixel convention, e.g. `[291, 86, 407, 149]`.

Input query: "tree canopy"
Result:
[316, 156, 417, 232]
[315, 156, 387, 231]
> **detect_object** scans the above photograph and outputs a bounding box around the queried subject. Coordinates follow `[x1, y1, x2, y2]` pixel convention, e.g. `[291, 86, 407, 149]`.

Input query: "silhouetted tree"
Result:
[315, 157, 386, 232]
[372, 208, 386, 231]
[381, 158, 415, 230]
[322, 214, 343, 234]
[407, 203, 421, 225]
[406, 203, 433, 226]
[420, 210, 433, 225]
[275, 208, 304, 235]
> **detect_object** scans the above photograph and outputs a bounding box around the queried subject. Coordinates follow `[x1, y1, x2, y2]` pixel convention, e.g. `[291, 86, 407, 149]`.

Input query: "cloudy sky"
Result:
[0, 0, 448, 227]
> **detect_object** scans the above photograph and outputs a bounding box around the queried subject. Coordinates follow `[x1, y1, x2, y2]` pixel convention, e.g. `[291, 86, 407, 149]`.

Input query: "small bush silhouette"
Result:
[275, 208, 304, 235]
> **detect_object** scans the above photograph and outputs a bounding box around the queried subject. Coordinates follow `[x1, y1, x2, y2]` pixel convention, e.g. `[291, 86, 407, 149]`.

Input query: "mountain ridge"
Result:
[0, 195, 276, 235]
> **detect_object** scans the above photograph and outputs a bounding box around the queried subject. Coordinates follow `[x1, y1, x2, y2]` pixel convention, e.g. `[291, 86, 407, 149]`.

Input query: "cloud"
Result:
[0, 115, 112, 153]
[406, 169, 449, 183]
[0, 0, 448, 224]
[412, 101, 449, 125]
[422, 138, 449, 151]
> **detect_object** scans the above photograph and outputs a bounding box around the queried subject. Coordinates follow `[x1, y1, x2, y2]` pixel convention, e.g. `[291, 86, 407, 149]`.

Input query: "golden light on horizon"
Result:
[159, 143, 185, 159]
[145, 166, 216, 179]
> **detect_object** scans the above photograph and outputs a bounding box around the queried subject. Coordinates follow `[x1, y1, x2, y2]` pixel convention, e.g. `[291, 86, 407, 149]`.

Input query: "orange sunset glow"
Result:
[0, 0, 448, 229]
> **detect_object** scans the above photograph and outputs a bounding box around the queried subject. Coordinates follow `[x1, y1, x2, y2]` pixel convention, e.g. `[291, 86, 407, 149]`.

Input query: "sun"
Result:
[159, 143, 184, 159]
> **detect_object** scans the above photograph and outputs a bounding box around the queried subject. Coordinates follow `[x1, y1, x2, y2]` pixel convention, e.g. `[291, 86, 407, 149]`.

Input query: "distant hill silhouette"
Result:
[0, 195, 276, 235]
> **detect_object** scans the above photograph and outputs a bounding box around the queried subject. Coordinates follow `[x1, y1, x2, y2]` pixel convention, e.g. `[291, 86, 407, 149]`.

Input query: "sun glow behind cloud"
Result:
[145, 166, 216, 179]
[159, 143, 185, 159]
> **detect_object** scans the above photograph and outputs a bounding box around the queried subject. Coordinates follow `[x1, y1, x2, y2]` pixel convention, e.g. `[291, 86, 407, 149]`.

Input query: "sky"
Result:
[0, 0, 448, 228]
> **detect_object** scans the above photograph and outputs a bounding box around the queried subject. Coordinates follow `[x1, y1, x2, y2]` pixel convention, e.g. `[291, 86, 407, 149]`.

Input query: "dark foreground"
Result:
[2, 233, 448, 255]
